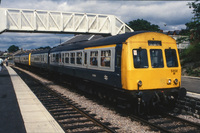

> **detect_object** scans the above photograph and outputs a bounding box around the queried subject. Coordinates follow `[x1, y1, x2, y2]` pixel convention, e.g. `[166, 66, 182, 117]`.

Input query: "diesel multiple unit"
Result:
[14, 31, 186, 113]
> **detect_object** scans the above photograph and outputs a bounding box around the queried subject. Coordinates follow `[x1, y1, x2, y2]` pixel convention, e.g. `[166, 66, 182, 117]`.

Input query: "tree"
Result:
[180, 0, 200, 63]
[127, 19, 160, 31]
[8, 45, 19, 53]
[36, 46, 51, 50]
[186, 0, 200, 44]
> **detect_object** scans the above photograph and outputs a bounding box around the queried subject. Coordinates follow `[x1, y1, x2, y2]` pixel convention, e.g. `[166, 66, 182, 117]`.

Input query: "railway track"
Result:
[131, 113, 200, 133]
[13, 66, 200, 132]
[13, 67, 117, 133]
[174, 96, 200, 118]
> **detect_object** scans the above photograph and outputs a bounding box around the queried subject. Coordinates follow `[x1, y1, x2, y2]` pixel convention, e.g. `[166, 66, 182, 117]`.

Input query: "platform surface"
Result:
[0, 65, 26, 133]
[0, 65, 64, 133]
[182, 76, 200, 99]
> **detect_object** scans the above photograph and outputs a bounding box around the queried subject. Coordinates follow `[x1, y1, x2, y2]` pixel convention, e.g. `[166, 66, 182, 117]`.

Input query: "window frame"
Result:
[132, 49, 149, 69]
[90, 51, 98, 67]
[100, 50, 111, 67]
[165, 49, 179, 67]
[150, 49, 164, 68]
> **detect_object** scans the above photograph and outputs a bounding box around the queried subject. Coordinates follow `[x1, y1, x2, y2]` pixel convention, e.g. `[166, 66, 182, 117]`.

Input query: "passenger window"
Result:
[70, 53, 75, 64]
[133, 49, 148, 68]
[101, 50, 111, 67]
[62, 53, 64, 63]
[90, 51, 98, 66]
[150, 49, 164, 68]
[76, 52, 82, 65]
[55, 54, 59, 63]
[65, 53, 69, 63]
[165, 49, 178, 67]
[84, 52, 87, 65]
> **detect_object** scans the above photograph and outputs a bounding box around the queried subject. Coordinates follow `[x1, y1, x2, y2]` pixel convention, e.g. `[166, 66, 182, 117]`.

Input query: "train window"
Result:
[70, 53, 75, 64]
[90, 51, 98, 66]
[133, 49, 148, 68]
[62, 53, 64, 63]
[101, 50, 111, 67]
[76, 52, 82, 65]
[84, 52, 87, 65]
[51, 54, 54, 62]
[65, 53, 69, 63]
[148, 41, 162, 46]
[41, 55, 44, 62]
[55, 54, 59, 63]
[116, 51, 121, 68]
[150, 49, 164, 68]
[165, 49, 178, 67]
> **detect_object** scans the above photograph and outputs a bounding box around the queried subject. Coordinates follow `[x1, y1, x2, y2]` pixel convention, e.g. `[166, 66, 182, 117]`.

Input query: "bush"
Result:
[180, 42, 200, 64]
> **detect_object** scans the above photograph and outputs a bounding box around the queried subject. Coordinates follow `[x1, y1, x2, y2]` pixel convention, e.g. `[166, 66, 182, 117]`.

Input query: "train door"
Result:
[115, 44, 122, 88]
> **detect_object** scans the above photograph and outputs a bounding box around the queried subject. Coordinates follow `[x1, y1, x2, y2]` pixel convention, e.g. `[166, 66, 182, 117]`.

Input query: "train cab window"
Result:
[133, 49, 148, 68]
[101, 50, 111, 67]
[90, 51, 98, 66]
[150, 49, 164, 68]
[70, 53, 75, 64]
[76, 52, 82, 65]
[165, 49, 178, 67]
[65, 53, 69, 63]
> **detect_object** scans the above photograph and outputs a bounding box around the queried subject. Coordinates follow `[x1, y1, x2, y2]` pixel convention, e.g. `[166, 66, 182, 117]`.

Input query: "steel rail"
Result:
[13, 66, 117, 133]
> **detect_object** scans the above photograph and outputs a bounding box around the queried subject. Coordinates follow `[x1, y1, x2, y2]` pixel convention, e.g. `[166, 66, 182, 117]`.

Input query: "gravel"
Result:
[169, 113, 200, 124]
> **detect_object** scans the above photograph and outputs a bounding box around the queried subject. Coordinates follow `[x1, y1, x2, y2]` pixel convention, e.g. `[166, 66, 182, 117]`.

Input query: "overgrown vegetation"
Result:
[178, 1, 200, 76]
[181, 42, 200, 64]
[180, 1, 200, 64]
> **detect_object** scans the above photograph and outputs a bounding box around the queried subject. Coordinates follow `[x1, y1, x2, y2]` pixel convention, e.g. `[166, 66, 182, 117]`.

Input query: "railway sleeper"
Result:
[50, 108, 74, 113]
[71, 129, 106, 133]
[64, 124, 100, 130]
[53, 112, 79, 116]
[56, 114, 84, 120]
[62, 119, 91, 124]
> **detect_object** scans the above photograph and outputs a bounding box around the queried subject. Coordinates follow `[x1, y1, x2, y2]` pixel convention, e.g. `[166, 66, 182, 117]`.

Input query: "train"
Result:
[14, 31, 186, 114]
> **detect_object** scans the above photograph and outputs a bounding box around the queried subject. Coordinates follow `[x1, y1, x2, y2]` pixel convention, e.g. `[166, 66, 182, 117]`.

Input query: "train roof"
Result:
[64, 34, 103, 44]
[31, 48, 51, 55]
[15, 51, 30, 56]
[50, 31, 148, 52]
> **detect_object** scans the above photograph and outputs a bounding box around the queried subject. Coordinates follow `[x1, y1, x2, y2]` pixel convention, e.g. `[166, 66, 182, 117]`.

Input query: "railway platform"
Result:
[0, 65, 64, 133]
[182, 76, 200, 99]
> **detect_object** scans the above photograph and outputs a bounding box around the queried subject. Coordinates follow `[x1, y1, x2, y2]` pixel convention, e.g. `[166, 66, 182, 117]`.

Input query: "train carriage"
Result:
[14, 31, 186, 113]
[49, 31, 181, 91]
[31, 49, 50, 69]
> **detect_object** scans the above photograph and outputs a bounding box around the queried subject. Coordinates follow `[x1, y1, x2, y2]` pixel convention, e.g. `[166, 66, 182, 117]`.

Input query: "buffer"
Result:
[0, 8, 133, 35]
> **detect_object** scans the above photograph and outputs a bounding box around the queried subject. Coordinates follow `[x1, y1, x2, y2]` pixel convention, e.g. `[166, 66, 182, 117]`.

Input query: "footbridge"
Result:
[0, 8, 133, 36]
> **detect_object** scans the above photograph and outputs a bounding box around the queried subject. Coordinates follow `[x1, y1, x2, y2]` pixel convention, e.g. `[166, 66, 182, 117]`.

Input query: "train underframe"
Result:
[69, 75, 187, 115]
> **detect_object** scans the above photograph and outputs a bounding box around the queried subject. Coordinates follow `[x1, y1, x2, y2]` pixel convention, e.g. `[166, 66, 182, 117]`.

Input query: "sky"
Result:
[0, 0, 194, 51]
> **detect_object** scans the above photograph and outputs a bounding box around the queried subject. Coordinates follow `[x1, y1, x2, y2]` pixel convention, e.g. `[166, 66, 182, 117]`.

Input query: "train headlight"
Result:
[174, 79, 178, 84]
[167, 79, 171, 85]
[138, 80, 142, 86]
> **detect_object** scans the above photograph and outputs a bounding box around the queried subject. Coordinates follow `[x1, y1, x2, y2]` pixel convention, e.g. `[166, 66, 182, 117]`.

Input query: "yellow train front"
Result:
[121, 32, 185, 112]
